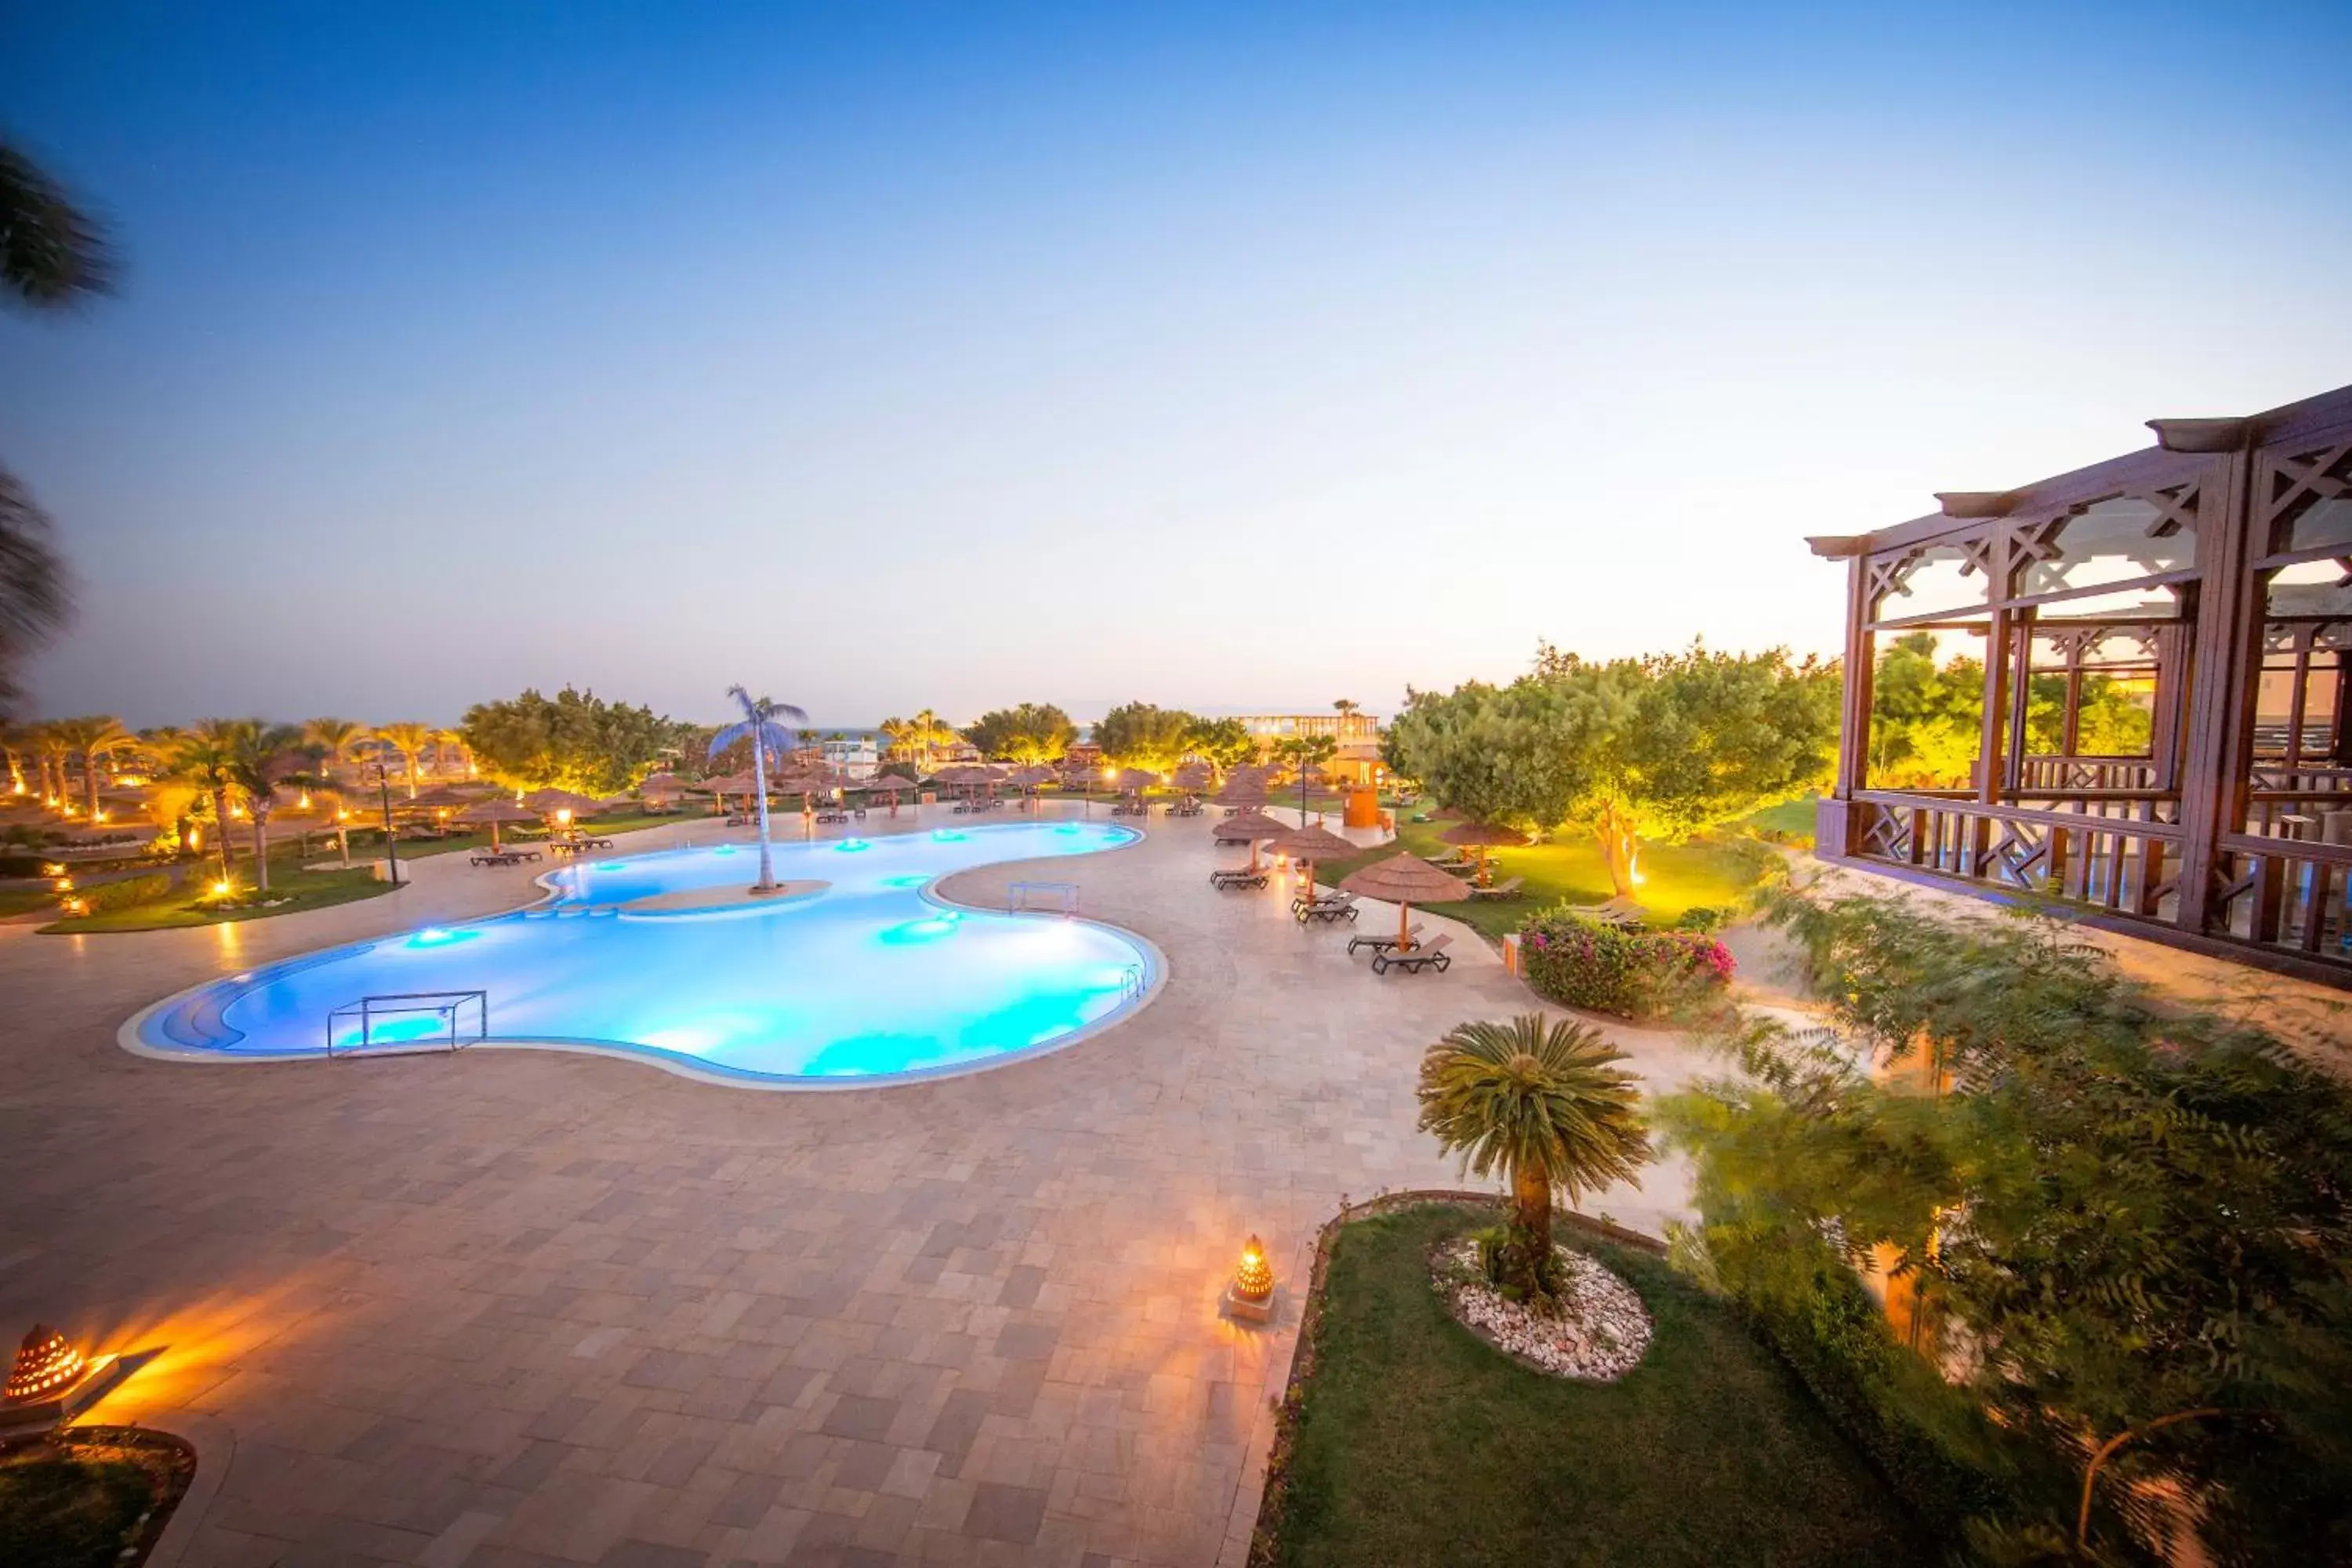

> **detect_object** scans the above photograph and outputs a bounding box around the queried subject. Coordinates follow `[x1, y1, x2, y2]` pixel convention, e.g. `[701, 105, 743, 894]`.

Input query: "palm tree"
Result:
[432, 726, 470, 778]
[1417, 1014, 1651, 1302]
[303, 717, 364, 776]
[168, 720, 248, 883]
[48, 713, 132, 815]
[1, 142, 111, 718]
[33, 723, 68, 804]
[224, 724, 326, 894]
[710, 685, 808, 893]
[0, 720, 28, 795]
[372, 722, 434, 797]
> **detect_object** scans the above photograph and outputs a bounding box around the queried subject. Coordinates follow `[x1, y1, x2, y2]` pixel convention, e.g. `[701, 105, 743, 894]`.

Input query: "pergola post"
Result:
[2171, 441, 2260, 938]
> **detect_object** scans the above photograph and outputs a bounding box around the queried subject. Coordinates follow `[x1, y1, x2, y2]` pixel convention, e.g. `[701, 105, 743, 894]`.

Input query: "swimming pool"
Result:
[125, 821, 1158, 1087]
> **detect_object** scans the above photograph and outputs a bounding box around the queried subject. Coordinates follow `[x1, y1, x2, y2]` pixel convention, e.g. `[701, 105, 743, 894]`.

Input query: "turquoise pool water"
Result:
[131, 821, 1154, 1086]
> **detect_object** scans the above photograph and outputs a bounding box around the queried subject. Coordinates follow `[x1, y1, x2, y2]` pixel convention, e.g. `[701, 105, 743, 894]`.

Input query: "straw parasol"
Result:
[1214, 774, 1268, 808]
[1214, 807, 1290, 871]
[1264, 824, 1359, 898]
[862, 771, 922, 815]
[637, 771, 688, 797]
[522, 788, 600, 820]
[1111, 768, 1159, 793]
[404, 784, 481, 811]
[1338, 851, 1472, 949]
[456, 797, 539, 850]
[1441, 820, 1531, 887]
[1429, 804, 1469, 822]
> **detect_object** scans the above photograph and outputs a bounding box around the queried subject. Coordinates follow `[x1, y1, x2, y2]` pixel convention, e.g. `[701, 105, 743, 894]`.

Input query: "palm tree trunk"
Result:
[251, 812, 270, 892]
[211, 788, 234, 881]
[83, 754, 100, 815]
[405, 753, 418, 798]
[1510, 1162, 1556, 1298]
[751, 733, 776, 891]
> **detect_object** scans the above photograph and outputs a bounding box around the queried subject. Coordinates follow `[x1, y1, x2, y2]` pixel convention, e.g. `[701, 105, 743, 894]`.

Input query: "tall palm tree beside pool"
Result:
[168, 720, 249, 883]
[1417, 1014, 1650, 1304]
[226, 724, 328, 894]
[711, 685, 808, 894]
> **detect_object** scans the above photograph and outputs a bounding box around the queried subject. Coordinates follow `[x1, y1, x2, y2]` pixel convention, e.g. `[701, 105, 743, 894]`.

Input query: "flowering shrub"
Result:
[1519, 904, 1734, 1020]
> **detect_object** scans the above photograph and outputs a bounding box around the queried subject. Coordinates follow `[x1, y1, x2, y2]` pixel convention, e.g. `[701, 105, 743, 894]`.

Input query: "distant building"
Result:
[818, 736, 882, 780]
[1228, 712, 1385, 785]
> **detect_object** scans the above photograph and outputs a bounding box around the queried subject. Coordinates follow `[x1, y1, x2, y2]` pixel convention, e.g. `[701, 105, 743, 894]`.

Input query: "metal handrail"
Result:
[326, 990, 488, 1057]
[1119, 964, 1145, 1003]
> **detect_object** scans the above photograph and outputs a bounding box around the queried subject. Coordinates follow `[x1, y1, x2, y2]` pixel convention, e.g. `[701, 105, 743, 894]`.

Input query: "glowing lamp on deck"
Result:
[5, 1326, 86, 1403]
[1221, 1233, 1276, 1324]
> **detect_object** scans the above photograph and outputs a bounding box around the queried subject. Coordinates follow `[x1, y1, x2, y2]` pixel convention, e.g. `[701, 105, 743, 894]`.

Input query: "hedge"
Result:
[1517, 904, 1734, 1020]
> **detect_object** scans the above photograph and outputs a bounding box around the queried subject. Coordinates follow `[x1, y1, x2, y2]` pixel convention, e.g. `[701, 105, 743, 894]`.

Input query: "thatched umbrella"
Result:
[1214, 807, 1290, 871]
[1429, 804, 1469, 822]
[1441, 821, 1531, 887]
[456, 797, 539, 850]
[932, 763, 998, 808]
[1112, 767, 1159, 795]
[1264, 823, 1359, 900]
[405, 783, 480, 811]
[1338, 851, 1472, 949]
[637, 771, 688, 798]
[1214, 774, 1268, 810]
[522, 788, 601, 825]
[862, 771, 920, 816]
[1005, 764, 1056, 810]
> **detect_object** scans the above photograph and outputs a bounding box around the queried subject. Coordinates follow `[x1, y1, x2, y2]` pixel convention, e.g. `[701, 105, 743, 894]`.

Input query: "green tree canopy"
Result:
[459, 687, 690, 795]
[963, 703, 1076, 764]
[1186, 715, 1257, 770]
[1092, 702, 1197, 774]
[1388, 643, 1837, 895]
[1866, 630, 2155, 789]
[1660, 893, 2352, 1563]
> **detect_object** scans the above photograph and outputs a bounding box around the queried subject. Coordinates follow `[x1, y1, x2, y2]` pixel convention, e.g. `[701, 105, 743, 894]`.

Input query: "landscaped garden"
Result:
[1254, 1202, 1930, 1567]
[0, 1428, 193, 1568]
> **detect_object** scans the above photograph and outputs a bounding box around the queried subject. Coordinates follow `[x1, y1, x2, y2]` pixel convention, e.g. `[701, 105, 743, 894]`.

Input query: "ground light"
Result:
[1222, 1234, 1276, 1324]
[0, 1323, 126, 1434]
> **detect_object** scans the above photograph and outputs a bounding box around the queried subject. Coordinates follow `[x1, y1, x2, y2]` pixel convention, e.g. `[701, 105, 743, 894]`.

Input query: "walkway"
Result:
[0, 803, 1706, 1566]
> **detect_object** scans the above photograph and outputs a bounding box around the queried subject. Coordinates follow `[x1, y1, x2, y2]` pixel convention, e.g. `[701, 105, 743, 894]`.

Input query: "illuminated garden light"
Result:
[1222, 1233, 1276, 1323]
[4, 1324, 88, 1403]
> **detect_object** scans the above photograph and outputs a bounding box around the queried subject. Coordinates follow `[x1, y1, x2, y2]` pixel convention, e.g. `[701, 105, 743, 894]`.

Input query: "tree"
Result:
[710, 686, 808, 894]
[1092, 702, 1196, 775]
[46, 713, 133, 815]
[1660, 892, 2352, 1563]
[1383, 678, 1578, 830]
[1186, 716, 1256, 771]
[302, 717, 365, 775]
[370, 722, 435, 797]
[1417, 1014, 1650, 1303]
[459, 687, 686, 794]
[964, 703, 1076, 764]
[1864, 632, 1985, 788]
[224, 724, 327, 894]
[1272, 733, 1338, 824]
[0, 141, 110, 717]
[166, 720, 247, 882]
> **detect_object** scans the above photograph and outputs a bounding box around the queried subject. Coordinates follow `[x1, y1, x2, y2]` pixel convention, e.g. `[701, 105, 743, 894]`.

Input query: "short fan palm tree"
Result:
[710, 685, 808, 892]
[168, 719, 249, 882]
[48, 713, 133, 815]
[302, 717, 364, 775]
[1417, 1013, 1651, 1301]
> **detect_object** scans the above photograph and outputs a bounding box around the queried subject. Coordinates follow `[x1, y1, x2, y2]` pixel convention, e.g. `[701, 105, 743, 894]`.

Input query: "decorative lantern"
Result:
[4, 1325, 88, 1404]
[1222, 1234, 1276, 1324]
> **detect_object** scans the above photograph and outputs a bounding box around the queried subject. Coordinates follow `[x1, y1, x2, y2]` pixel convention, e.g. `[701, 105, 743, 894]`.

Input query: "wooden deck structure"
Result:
[1810, 382, 2352, 986]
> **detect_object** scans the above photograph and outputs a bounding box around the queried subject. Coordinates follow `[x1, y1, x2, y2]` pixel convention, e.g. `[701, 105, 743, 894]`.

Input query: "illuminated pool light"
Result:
[930, 829, 967, 842]
[405, 927, 479, 949]
[837, 838, 870, 852]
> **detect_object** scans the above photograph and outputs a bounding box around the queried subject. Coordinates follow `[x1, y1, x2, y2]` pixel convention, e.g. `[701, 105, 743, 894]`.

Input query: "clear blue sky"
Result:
[6, 2, 2348, 730]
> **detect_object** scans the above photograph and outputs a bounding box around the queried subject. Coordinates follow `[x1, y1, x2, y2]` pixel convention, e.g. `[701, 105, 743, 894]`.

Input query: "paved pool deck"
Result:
[0, 801, 1710, 1567]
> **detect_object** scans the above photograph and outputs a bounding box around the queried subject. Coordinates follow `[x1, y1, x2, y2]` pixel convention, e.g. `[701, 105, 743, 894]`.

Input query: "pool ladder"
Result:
[326, 990, 488, 1057]
[1119, 964, 1145, 1003]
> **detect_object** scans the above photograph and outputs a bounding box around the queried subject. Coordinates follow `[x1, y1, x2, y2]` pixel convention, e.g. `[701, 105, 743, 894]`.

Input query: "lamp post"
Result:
[375, 762, 402, 887]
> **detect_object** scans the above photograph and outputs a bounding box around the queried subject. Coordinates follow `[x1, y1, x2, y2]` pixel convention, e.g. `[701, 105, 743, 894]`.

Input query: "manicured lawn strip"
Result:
[1306, 818, 1773, 939]
[0, 1428, 194, 1568]
[42, 864, 393, 933]
[1740, 795, 1819, 844]
[0, 885, 59, 916]
[1263, 1204, 1931, 1568]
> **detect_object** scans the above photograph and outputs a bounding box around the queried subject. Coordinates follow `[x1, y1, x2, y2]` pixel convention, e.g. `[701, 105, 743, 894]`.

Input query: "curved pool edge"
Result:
[115, 818, 1166, 1092]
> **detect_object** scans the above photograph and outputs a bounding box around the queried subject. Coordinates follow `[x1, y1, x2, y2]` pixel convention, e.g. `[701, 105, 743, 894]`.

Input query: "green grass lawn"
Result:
[43, 864, 394, 933]
[0, 1439, 163, 1568]
[1305, 818, 1777, 939]
[1263, 1204, 1931, 1568]
[0, 885, 59, 917]
[1739, 795, 1819, 845]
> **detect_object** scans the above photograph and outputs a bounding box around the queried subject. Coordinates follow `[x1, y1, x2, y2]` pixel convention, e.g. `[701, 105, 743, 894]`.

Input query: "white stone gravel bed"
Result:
[1432, 1235, 1653, 1381]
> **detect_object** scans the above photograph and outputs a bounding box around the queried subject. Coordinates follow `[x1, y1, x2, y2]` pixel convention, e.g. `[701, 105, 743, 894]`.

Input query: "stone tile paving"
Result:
[0, 804, 1708, 1566]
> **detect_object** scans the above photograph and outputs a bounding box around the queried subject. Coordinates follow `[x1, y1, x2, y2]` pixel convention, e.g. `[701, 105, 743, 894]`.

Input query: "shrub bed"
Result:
[1519, 904, 1733, 1019]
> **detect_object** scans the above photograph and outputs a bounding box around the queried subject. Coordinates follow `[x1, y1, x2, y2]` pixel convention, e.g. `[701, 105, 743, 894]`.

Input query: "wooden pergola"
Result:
[1810, 382, 2352, 986]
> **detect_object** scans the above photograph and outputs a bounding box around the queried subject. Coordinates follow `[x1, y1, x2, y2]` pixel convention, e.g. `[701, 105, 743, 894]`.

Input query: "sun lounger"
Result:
[1210, 866, 1269, 890]
[1347, 922, 1425, 956]
[1371, 933, 1453, 974]
[1293, 893, 1360, 925]
[1466, 876, 1525, 901]
[468, 849, 521, 866]
[1583, 897, 1646, 928]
